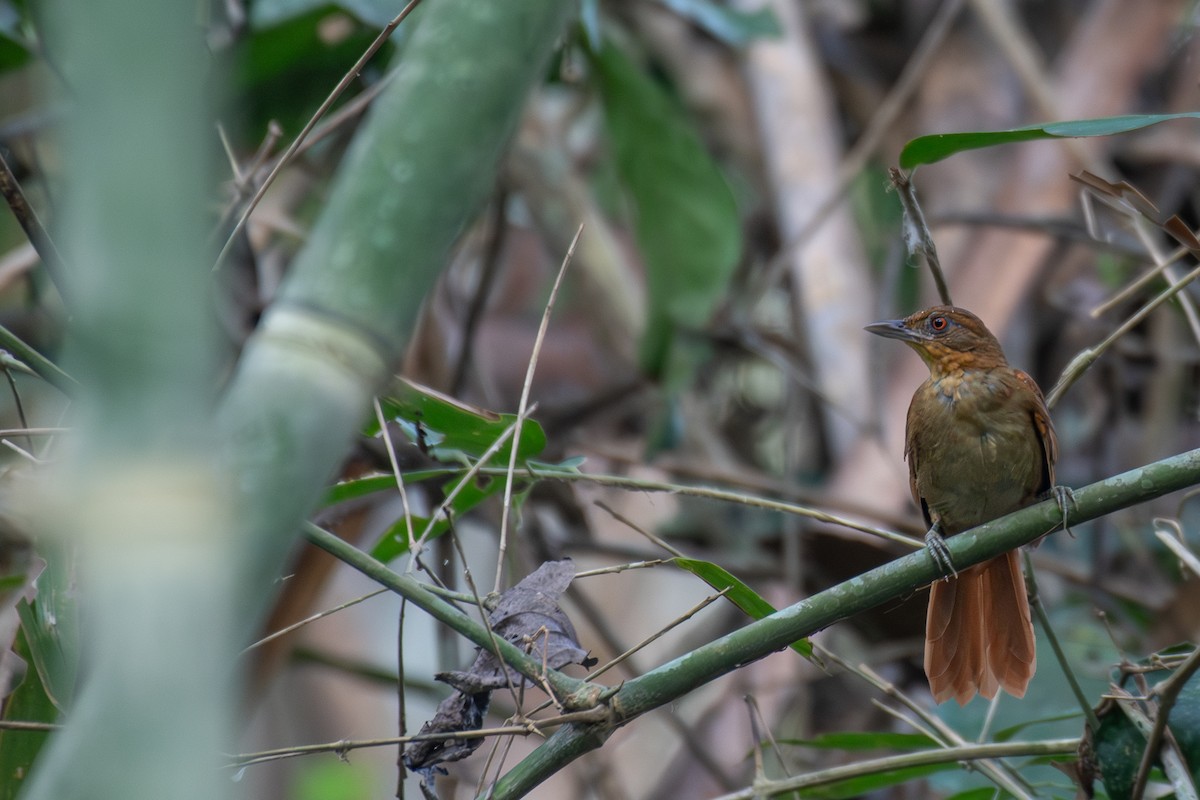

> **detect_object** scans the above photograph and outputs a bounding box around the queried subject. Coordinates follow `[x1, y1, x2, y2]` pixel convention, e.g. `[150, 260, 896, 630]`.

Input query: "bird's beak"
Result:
[865, 318, 925, 344]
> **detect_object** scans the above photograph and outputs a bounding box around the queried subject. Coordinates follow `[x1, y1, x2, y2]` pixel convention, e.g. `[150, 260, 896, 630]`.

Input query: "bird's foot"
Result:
[1041, 485, 1077, 537]
[924, 524, 957, 580]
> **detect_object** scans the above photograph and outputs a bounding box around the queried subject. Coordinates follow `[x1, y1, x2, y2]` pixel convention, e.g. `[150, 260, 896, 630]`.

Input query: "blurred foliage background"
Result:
[1, 0, 1200, 798]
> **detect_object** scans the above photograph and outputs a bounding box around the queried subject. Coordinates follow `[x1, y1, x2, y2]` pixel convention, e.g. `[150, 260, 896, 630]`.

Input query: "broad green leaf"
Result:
[1096, 666, 1200, 800]
[992, 710, 1082, 742]
[0, 1, 33, 72]
[351, 387, 549, 562]
[294, 759, 375, 800]
[14, 545, 78, 713]
[233, 5, 390, 139]
[656, 0, 781, 46]
[591, 41, 742, 376]
[899, 113, 1200, 170]
[673, 557, 812, 658]
[372, 380, 546, 466]
[326, 460, 580, 510]
[0, 628, 55, 800]
[369, 469, 513, 562]
[325, 469, 446, 506]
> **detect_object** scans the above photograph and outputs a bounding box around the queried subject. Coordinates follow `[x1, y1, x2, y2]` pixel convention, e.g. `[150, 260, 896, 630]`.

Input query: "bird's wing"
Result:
[1014, 368, 1058, 491]
[903, 392, 935, 529]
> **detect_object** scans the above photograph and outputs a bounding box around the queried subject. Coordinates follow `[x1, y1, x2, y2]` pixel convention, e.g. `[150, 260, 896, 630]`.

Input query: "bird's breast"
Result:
[909, 370, 1045, 533]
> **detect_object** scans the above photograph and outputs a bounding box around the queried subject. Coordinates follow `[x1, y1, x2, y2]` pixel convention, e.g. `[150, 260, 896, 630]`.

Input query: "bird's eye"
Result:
[930, 315, 948, 332]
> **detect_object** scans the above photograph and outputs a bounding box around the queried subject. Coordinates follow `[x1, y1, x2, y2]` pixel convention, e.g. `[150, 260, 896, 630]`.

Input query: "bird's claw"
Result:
[924, 525, 957, 580]
[1044, 485, 1077, 537]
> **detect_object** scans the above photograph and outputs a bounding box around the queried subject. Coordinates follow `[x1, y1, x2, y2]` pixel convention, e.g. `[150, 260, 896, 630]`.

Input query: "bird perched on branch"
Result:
[866, 305, 1057, 705]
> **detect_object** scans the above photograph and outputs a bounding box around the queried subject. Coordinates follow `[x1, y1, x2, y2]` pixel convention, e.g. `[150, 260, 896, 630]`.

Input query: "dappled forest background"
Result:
[1, 0, 1200, 798]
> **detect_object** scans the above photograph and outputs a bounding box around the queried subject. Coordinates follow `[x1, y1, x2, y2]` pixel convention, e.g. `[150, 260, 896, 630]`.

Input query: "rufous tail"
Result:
[924, 549, 1036, 705]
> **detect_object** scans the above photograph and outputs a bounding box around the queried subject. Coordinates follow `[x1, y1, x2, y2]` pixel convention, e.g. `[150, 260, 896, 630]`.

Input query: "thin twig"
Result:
[745, 694, 795, 785]
[1047, 258, 1200, 408]
[818, 645, 1034, 798]
[241, 589, 388, 654]
[708, 739, 1079, 800]
[593, 499, 686, 558]
[445, 527, 527, 713]
[1131, 646, 1200, 800]
[451, 187, 509, 396]
[585, 588, 729, 683]
[1154, 518, 1200, 578]
[0, 321, 76, 394]
[0, 364, 33, 451]
[405, 414, 528, 572]
[229, 723, 539, 768]
[213, 0, 424, 272]
[494, 224, 582, 593]
[374, 397, 417, 551]
[528, 466, 917, 548]
[889, 167, 952, 305]
[0, 720, 59, 732]
[358, 462, 915, 547]
[396, 597, 407, 800]
[573, 559, 666, 579]
[1091, 240, 1188, 317]
[0, 427, 67, 436]
[745, 696, 768, 786]
[749, 0, 965, 302]
[0, 149, 70, 303]
[1023, 551, 1101, 732]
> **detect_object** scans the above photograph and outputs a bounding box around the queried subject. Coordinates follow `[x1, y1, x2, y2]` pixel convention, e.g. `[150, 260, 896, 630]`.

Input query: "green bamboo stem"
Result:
[217, 0, 575, 623]
[24, 3, 574, 799]
[25, 1, 225, 798]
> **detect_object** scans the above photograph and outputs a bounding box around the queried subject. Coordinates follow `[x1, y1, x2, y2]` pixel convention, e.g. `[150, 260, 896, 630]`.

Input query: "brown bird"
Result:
[866, 305, 1057, 705]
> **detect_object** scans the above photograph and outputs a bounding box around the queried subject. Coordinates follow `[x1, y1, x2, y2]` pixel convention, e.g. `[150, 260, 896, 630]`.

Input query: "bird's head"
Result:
[865, 305, 1010, 376]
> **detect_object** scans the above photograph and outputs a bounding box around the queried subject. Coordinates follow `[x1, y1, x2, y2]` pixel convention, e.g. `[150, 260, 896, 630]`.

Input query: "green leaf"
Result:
[673, 557, 812, 658]
[590, 41, 742, 376]
[368, 468, 511, 562]
[0, 628, 56, 800]
[353, 385, 549, 563]
[372, 380, 546, 466]
[293, 760, 375, 800]
[899, 113, 1200, 170]
[992, 710, 1082, 742]
[233, 5, 390, 140]
[14, 545, 78, 713]
[781, 732, 940, 751]
[0, 1, 33, 72]
[325, 460, 580, 510]
[656, 0, 781, 46]
[1096, 666, 1200, 800]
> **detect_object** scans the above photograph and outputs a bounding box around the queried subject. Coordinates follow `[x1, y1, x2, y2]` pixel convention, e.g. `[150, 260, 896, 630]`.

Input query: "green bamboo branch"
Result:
[484, 447, 1200, 798]
[337, 465, 917, 547]
[1024, 552, 1103, 732]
